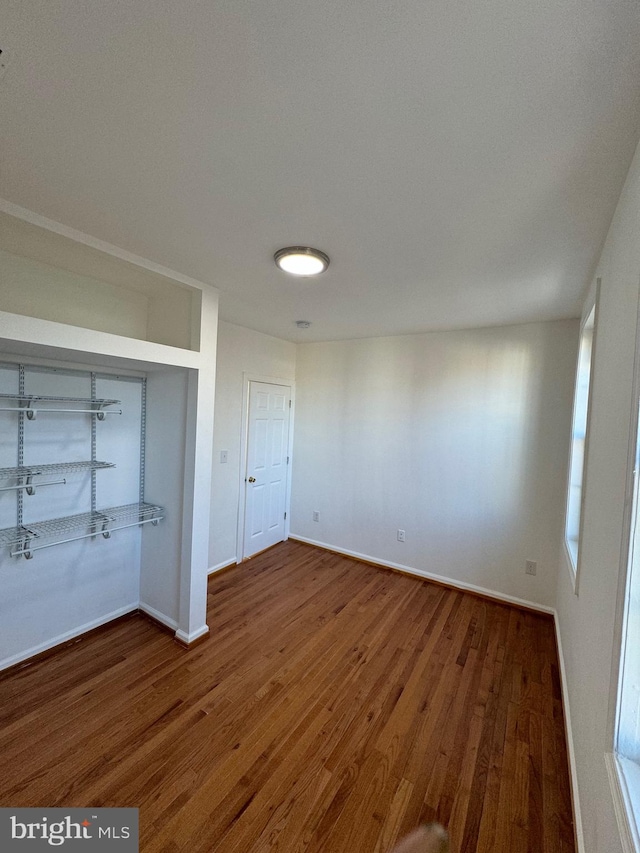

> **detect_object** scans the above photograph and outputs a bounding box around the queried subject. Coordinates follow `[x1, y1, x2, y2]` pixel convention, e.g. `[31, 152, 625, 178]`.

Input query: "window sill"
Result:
[606, 751, 640, 852]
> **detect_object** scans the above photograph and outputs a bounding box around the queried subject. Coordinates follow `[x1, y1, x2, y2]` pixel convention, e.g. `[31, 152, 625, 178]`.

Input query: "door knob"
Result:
[248, 477, 256, 483]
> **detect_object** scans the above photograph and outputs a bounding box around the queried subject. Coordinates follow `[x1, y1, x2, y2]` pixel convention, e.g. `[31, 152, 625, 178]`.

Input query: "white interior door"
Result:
[244, 381, 291, 558]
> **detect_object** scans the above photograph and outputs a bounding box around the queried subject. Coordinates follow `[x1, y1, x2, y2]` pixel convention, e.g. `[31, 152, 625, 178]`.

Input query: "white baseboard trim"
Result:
[289, 534, 555, 615]
[0, 602, 139, 672]
[208, 557, 237, 576]
[554, 613, 586, 853]
[174, 624, 209, 645]
[138, 602, 178, 631]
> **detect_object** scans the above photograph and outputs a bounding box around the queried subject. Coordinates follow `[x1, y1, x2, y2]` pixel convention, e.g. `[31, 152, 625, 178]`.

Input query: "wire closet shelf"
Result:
[0, 393, 122, 420]
[1, 502, 164, 559]
[0, 361, 164, 559]
[0, 461, 116, 495]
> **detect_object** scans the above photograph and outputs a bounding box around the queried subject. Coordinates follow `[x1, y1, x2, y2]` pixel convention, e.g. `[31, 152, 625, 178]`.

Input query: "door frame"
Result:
[236, 372, 295, 563]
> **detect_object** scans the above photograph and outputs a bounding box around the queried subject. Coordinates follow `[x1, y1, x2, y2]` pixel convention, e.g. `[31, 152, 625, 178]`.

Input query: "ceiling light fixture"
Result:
[274, 246, 329, 276]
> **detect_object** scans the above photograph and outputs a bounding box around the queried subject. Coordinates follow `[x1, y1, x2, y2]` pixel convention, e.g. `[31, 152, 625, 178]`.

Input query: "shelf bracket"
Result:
[25, 477, 67, 496]
[17, 537, 33, 560]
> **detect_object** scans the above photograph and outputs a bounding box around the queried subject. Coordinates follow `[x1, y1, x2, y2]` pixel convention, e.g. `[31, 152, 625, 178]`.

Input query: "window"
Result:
[611, 395, 640, 851]
[565, 302, 596, 583]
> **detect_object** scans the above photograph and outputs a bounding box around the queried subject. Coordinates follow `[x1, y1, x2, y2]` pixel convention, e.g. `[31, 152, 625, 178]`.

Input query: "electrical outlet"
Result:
[219, 450, 228, 463]
[397, 529, 405, 542]
[313, 511, 320, 522]
[525, 560, 537, 576]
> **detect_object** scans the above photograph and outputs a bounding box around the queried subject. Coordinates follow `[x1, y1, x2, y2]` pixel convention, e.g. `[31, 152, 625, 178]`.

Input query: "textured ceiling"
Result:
[1, 0, 639, 341]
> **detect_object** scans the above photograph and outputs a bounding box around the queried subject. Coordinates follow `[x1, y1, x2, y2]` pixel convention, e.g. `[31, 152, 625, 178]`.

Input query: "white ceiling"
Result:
[1, 0, 639, 342]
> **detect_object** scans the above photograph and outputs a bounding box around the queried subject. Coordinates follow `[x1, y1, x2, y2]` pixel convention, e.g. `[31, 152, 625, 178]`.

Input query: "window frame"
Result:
[564, 280, 600, 594]
[608, 275, 640, 852]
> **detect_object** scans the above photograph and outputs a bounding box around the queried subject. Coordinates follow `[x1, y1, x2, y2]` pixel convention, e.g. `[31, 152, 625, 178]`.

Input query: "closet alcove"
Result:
[0, 205, 218, 669]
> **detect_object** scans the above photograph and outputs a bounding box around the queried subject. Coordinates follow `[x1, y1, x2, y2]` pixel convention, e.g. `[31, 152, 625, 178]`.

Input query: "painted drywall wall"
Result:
[555, 139, 640, 853]
[0, 248, 196, 351]
[147, 289, 195, 351]
[0, 362, 143, 670]
[291, 320, 577, 608]
[177, 286, 218, 642]
[139, 368, 189, 628]
[209, 321, 296, 571]
[0, 248, 149, 340]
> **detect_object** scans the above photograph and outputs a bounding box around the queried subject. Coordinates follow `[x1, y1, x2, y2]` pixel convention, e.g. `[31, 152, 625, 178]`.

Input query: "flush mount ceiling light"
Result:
[274, 246, 330, 276]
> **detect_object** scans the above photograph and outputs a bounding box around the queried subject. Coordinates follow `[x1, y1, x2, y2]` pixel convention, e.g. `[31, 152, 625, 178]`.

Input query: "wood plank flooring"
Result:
[0, 541, 575, 853]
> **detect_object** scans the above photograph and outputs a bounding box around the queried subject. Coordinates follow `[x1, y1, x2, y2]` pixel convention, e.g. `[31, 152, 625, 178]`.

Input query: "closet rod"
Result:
[0, 479, 66, 493]
[10, 515, 164, 558]
[0, 408, 122, 419]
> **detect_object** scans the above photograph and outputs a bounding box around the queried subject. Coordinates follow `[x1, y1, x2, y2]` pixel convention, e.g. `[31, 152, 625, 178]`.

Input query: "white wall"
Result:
[0, 361, 144, 670]
[291, 320, 577, 608]
[0, 248, 149, 340]
[140, 367, 189, 628]
[209, 321, 296, 571]
[556, 140, 640, 853]
[147, 289, 196, 351]
[0, 248, 196, 351]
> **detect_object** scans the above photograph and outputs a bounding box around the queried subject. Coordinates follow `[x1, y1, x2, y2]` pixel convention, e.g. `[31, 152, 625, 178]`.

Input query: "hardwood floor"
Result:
[0, 541, 575, 852]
